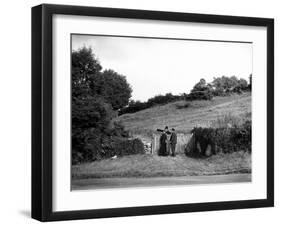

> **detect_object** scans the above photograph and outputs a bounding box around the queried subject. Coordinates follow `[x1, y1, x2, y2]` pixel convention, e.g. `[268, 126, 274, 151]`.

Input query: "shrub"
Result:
[185, 120, 251, 158]
[72, 128, 103, 164]
[147, 93, 179, 106]
[185, 90, 213, 101]
[72, 96, 114, 130]
[113, 138, 145, 156]
[212, 87, 225, 96]
[176, 102, 191, 109]
[72, 135, 145, 164]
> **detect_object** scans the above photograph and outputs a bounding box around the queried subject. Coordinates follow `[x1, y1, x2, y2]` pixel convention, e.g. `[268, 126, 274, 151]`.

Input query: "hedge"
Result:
[72, 136, 145, 164]
[185, 120, 251, 157]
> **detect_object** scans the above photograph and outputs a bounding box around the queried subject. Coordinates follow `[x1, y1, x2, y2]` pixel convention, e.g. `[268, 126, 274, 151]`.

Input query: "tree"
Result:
[211, 76, 248, 95]
[187, 78, 213, 100]
[89, 69, 132, 110]
[212, 76, 238, 91]
[237, 78, 248, 90]
[71, 46, 133, 163]
[72, 96, 114, 131]
[72, 96, 115, 162]
[72, 47, 102, 99]
[72, 47, 132, 110]
[191, 78, 207, 92]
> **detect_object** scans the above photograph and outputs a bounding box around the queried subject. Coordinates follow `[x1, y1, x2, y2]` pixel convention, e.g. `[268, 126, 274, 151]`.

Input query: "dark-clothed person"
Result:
[159, 126, 169, 156]
[170, 128, 177, 156]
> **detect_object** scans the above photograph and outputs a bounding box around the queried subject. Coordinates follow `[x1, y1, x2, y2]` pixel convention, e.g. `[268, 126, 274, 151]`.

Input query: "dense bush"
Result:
[185, 120, 251, 157]
[72, 96, 115, 160]
[185, 90, 213, 101]
[72, 96, 114, 130]
[147, 93, 181, 106]
[72, 136, 144, 164]
[113, 138, 145, 156]
[176, 102, 191, 109]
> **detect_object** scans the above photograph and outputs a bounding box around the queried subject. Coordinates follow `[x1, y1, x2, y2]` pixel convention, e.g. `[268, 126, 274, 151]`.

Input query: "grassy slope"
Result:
[72, 152, 251, 179]
[116, 93, 251, 135]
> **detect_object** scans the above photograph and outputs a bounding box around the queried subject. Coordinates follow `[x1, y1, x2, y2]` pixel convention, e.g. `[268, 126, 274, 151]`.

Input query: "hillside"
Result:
[116, 93, 251, 135]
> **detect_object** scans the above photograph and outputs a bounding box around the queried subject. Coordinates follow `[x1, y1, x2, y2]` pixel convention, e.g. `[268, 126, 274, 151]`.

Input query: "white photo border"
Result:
[52, 14, 267, 212]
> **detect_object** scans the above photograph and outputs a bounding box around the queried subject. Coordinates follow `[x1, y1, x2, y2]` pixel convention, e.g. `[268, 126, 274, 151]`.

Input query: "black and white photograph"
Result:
[29, 3, 274, 222]
[71, 34, 252, 190]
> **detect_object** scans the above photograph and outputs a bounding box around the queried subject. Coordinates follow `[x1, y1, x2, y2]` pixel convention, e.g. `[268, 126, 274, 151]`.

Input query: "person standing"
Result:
[170, 128, 177, 157]
[159, 126, 168, 156]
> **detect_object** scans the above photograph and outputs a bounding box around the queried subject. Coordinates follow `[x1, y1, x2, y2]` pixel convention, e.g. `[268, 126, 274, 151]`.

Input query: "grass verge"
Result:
[72, 151, 251, 179]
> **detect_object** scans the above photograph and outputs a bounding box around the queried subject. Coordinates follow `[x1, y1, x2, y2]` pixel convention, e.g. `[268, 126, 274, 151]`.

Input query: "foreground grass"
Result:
[72, 152, 251, 179]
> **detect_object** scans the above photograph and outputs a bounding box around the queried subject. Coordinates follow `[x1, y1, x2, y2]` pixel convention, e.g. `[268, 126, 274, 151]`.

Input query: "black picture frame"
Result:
[32, 4, 274, 222]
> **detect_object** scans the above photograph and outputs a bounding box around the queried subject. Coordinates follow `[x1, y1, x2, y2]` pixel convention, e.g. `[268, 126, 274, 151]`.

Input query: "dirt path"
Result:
[71, 173, 251, 190]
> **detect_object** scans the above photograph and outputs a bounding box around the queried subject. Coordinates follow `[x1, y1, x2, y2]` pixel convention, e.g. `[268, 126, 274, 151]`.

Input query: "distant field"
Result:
[116, 93, 251, 135]
[72, 151, 251, 179]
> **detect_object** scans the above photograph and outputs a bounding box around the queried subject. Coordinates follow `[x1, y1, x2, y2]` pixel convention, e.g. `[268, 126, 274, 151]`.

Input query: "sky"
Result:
[72, 34, 252, 102]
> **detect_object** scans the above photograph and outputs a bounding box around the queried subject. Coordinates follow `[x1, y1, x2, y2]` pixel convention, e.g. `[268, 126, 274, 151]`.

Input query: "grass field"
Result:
[116, 92, 251, 135]
[72, 151, 251, 179]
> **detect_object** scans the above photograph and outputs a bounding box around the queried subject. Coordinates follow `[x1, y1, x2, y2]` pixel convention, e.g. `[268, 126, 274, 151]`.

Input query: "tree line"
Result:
[120, 75, 252, 115]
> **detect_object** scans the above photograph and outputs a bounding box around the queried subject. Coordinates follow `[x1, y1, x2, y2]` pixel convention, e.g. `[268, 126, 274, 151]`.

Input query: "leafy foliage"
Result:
[72, 96, 114, 130]
[185, 78, 213, 101]
[185, 90, 213, 101]
[185, 120, 251, 158]
[72, 135, 145, 164]
[147, 93, 180, 106]
[72, 47, 132, 109]
[72, 47, 102, 98]
[211, 75, 250, 95]
[89, 69, 132, 110]
[72, 46, 136, 164]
